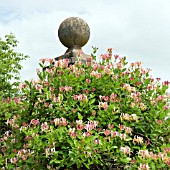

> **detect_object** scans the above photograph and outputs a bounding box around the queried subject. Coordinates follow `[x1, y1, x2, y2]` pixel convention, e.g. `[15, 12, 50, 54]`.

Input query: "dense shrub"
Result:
[0, 48, 170, 169]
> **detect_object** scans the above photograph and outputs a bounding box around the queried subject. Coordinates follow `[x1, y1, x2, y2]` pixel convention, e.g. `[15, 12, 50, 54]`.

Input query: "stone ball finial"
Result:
[58, 17, 90, 48]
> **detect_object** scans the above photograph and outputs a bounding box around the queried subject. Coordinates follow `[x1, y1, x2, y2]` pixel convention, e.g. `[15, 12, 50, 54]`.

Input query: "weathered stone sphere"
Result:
[58, 17, 90, 48]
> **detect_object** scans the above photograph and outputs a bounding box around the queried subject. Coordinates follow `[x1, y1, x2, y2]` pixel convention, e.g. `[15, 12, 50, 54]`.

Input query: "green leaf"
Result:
[78, 112, 83, 120]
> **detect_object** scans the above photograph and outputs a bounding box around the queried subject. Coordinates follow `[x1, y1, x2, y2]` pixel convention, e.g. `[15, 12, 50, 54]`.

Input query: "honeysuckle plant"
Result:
[0, 48, 170, 169]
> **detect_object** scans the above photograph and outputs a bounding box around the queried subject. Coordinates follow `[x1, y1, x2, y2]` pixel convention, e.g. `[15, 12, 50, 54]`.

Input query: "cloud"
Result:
[0, 0, 170, 92]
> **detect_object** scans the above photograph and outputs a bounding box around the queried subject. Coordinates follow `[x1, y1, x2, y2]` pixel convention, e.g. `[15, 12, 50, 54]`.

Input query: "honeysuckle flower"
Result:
[86, 79, 91, 83]
[43, 81, 50, 87]
[68, 128, 78, 138]
[98, 102, 108, 111]
[93, 121, 98, 127]
[120, 146, 130, 155]
[158, 152, 167, 161]
[104, 129, 111, 136]
[99, 95, 109, 101]
[110, 93, 117, 102]
[108, 124, 114, 129]
[59, 86, 72, 92]
[164, 106, 169, 110]
[54, 117, 67, 126]
[84, 124, 93, 131]
[119, 124, 125, 130]
[44, 102, 49, 107]
[124, 127, 132, 134]
[30, 119, 40, 126]
[21, 155, 28, 161]
[56, 59, 69, 68]
[82, 132, 92, 137]
[41, 122, 49, 131]
[130, 102, 136, 108]
[50, 86, 55, 91]
[163, 148, 170, 153]
[131, 114, 138, 122]
[119, 133, 127, 140]
[46, 68, 53, 74]
[90, 71, 102, 79]
[39, 58, 47, 64]
[17, 149, 27, 157]
[120, 113, 131, 121]
[60, 117, 67, 126]
[114, 54, 119, 60]
[162, 80, 170, 86]
[116, 62, 123, 69]
[140, 103, 147, 111]
[86, 56, 93, 62]
[133, 135, 143, 144]
[53, 118, 60, 126]
[19, 83, 27, 89]
[111, 131, 119, 138]
[94, 139, 101, 145]
[138, 164, 150, 170]
[73, 94, 87, 102]
[139, 150, 149, 158]
[35, 84, 43, 91]
[10, 157, 18, 164]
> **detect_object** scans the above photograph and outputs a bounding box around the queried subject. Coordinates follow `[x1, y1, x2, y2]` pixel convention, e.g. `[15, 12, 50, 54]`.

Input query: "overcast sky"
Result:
[0, 0, 170, 91]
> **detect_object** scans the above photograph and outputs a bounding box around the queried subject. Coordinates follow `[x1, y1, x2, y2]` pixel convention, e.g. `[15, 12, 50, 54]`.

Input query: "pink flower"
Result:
[41, 122, 49, 131]
[39, 58, 46, 64]
[54, 118, 60, 126]
[119, 133, 127, 140]
[68, 128, 78, 138]
[108, 124, 114, 129]
[119, 124, 125, 130]
[162, 81, 170, 86]
[114, 55, 119, 60]
[54, 117, 67, 126]
[90, 71, 102, 79]
[30, 119, 40, 126]
[110, 93, 117, 102]
[73, 94, 87, 102]
[35, 84, 43, 91]
[104, 129, 111, 136]
[99, 95, 109, 101]
[19, 83, 27, 89]
[138, 164, 150, 170]
[120, 146, 130, 155]
[86, 56, 92, 61]
[111, 131, 119, 138]
[133, 135, 143, 144]
[84, 124, 93, 131]
[98, 102, 108, 111]
[94, 139, 101, 144]
[86, 79, 91, 83]
[84, 121, 98, 131]
[46, 68, 53, 74]
[82, 132, 92, 137]
[60, 117, 67, 126]
[10, 157, 18, 164]
[76, 120, 84, 130]
[164, 106, 169, 110]
[44, 81, 50, 87]
[124, 127, 132, 134]
[59, 86, 72, 92]
[44, 102, 49, 107]
[101, 54, 111, 60]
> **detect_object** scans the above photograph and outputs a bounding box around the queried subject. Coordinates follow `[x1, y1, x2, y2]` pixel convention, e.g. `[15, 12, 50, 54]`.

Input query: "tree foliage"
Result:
[0, 33, 29, 98]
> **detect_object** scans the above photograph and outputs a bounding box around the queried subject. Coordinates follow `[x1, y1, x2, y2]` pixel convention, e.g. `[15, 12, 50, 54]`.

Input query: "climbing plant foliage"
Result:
[0, 48, 170, 169]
